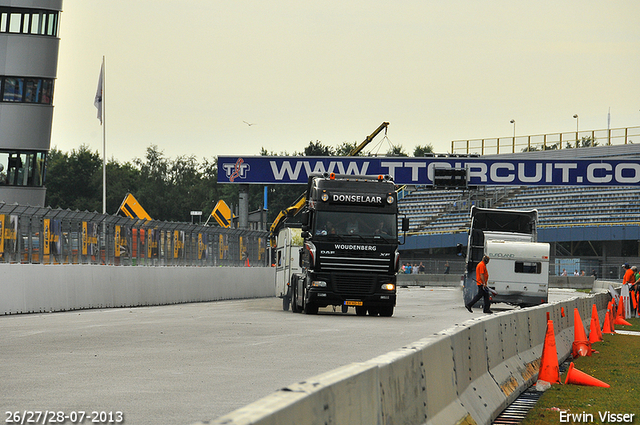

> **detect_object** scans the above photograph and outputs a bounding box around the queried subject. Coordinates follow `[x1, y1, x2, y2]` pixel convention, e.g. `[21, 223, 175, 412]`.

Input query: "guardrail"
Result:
[0, 203, 269, 267]
[199, 292, 609, 425]
[452, 125, 640, 155]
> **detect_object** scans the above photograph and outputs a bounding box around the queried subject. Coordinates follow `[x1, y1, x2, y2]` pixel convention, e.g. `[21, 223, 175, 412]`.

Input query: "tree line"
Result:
[45, 141, 433, 224]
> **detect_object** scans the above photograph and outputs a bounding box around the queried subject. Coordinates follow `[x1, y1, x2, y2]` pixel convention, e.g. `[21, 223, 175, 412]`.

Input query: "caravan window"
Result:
[515, 261, 542, 274]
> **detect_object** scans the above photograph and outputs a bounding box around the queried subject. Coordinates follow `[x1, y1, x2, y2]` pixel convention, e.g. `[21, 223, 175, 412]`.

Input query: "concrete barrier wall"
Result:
[397, 274, 597, 290]
[0, 264, 275, 315]
[202, 291, 610, 425]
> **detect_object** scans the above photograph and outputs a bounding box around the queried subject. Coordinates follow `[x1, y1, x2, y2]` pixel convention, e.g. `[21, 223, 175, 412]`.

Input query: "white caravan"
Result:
[484, 239, 550, 306]
[462, 207, 550, 307]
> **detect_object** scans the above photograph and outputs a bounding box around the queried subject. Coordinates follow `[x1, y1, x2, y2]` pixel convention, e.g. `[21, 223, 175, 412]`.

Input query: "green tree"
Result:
[45, 145, 102, 211]
[386, 145, 408, 157]
[335, 141, 361, 156]
[303, 141, 334, 156]
[413, 144, 434, 157]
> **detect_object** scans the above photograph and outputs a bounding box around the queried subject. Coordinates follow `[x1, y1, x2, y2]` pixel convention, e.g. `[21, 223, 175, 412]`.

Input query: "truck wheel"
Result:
[304, 303, 318, 315]
[355, 306, 367, 316]
[282, 295, 290, 311]
[291, 280, 299, 313]
[341, 305, 348, 314]
[379, 306, 394, 317]
[368, 308, 379, 317]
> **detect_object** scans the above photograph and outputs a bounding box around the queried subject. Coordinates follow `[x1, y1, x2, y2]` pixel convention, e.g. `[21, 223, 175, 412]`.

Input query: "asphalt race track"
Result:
[1, 287, 586, 424]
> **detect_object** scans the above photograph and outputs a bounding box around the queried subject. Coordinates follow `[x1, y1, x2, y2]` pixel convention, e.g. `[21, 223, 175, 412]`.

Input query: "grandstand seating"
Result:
[398, 185, 640, 234]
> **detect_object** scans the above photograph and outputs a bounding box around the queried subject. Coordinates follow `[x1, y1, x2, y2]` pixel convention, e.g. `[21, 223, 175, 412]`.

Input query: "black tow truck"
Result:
[289, 172, 408, 316]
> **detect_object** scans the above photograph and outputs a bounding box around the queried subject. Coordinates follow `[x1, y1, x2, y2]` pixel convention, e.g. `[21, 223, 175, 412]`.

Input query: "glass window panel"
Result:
[35, 152, 45, 186]
[9, 13, 21, 33]
[3, 78, 24, 102]
[7, 153, 23, 185]
[30, 13, 40, 34]
[0, 152, 9, 185]
[24, 79, 39, 103]
[1, 12, 8, 32]
[39, 12, 46, 35]
[41, 79, 52, 104]
[47, 13, 56, 36]
[22, 12, 29, 33]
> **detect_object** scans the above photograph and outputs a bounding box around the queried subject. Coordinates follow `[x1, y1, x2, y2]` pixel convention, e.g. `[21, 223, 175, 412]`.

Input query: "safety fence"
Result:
[451, 125, 640, 155]
[0, 203, 270, 267]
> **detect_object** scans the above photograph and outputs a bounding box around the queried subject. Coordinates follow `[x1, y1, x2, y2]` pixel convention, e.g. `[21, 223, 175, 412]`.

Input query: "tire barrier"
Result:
[200, 292, 610, 425]
[0, 264, 274, 315]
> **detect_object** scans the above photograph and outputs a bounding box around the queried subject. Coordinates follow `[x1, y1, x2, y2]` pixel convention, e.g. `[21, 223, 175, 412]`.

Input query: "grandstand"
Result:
[401, 185, 640, 233]
[398, 143, 640, 277]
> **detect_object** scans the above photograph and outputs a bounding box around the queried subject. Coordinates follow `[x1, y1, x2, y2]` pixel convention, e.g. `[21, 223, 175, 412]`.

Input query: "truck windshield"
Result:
[313, 211, 396, 239]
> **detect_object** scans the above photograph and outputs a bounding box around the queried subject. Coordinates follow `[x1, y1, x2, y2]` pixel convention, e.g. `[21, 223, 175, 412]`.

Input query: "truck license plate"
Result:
[344, 301, 363, 306]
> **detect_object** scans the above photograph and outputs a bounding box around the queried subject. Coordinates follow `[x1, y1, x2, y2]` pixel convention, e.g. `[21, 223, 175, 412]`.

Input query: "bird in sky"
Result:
[243, 121, 255, 126]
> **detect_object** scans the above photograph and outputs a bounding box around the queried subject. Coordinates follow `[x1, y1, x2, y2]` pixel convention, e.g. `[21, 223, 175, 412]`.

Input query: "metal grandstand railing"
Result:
[451, 125, 640, 155]
[0, 203, 269, 266]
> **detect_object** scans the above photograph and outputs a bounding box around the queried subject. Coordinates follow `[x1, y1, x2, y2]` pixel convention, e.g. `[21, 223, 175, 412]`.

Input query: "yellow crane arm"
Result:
[349, 122, 389, 156]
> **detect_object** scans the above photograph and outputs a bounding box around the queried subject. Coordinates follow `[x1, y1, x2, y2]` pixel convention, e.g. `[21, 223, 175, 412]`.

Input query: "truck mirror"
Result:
[402, 217, 410, 232]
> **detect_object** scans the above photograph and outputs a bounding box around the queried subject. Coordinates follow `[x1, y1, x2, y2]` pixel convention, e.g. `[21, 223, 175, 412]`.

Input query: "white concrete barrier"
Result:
[0, 264, 274, 315]
[201, 291, 611, 425]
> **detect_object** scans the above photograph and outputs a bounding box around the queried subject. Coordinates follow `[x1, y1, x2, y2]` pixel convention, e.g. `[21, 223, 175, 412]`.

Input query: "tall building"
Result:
[0, 0, 62, 206]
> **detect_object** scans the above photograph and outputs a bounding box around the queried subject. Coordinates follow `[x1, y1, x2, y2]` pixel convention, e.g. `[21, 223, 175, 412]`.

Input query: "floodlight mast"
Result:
[268, 122, 390, 246]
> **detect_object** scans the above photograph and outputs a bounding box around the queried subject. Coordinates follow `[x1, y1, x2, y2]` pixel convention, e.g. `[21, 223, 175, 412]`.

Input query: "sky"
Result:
[50, 1, 640, 164]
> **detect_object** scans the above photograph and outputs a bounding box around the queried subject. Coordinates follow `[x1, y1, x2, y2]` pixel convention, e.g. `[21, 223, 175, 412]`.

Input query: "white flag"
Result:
[94, 62, 103, 124]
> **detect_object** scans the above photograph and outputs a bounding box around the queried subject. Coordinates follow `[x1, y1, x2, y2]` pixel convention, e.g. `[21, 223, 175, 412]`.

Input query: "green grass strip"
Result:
[522, 317, 640, 424]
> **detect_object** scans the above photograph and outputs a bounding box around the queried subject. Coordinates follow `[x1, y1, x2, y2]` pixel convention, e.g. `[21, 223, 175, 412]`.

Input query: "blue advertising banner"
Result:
[218, 156, 640, 186]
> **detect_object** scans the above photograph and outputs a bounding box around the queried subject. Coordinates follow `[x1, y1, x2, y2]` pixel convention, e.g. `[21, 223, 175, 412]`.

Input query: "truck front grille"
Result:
[319, 256, 390, 273]
[334, 275, 376, 295]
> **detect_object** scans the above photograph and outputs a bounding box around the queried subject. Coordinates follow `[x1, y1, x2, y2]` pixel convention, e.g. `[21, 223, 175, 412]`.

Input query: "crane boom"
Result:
[349, 121, 389, 156]
[269, 122, 390, 246]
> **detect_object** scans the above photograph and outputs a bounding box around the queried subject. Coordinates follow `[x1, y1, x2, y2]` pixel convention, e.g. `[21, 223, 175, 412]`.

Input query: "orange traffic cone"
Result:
[603, 308, 615, 334]
[572, 308, 591, 357]
[591, 304, 603, 341]
[564, 362, 610, 388]
[589, 316, 603, 344]
[537, 320, 560, 385]
[615, 298, 632, 326]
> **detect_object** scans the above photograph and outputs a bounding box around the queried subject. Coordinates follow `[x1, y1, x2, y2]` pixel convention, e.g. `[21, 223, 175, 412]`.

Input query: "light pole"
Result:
[573, 114, 579, 147]
[510, 119, 516, 153]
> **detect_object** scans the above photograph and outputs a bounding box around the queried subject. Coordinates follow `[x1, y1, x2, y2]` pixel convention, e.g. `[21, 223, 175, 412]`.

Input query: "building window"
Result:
[0, 7, 58, 37]
[0, 151, 46, 187]
[0, 76, 53, 104]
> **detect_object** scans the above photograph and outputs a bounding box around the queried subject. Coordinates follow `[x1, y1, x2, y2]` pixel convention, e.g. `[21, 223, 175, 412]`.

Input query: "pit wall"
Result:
[0, 264, 274, 315]
[201, 292, 609, 425]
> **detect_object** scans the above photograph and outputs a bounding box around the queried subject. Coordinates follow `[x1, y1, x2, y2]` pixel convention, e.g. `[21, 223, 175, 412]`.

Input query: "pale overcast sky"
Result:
[50, 1, 640, 164]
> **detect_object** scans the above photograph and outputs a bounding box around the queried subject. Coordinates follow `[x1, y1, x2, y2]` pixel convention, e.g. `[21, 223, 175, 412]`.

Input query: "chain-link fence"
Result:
[0, 203, 270, 267]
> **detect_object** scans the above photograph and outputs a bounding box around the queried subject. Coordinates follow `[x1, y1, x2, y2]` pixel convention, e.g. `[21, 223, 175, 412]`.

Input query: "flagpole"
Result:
[102, 56, 106, 214]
